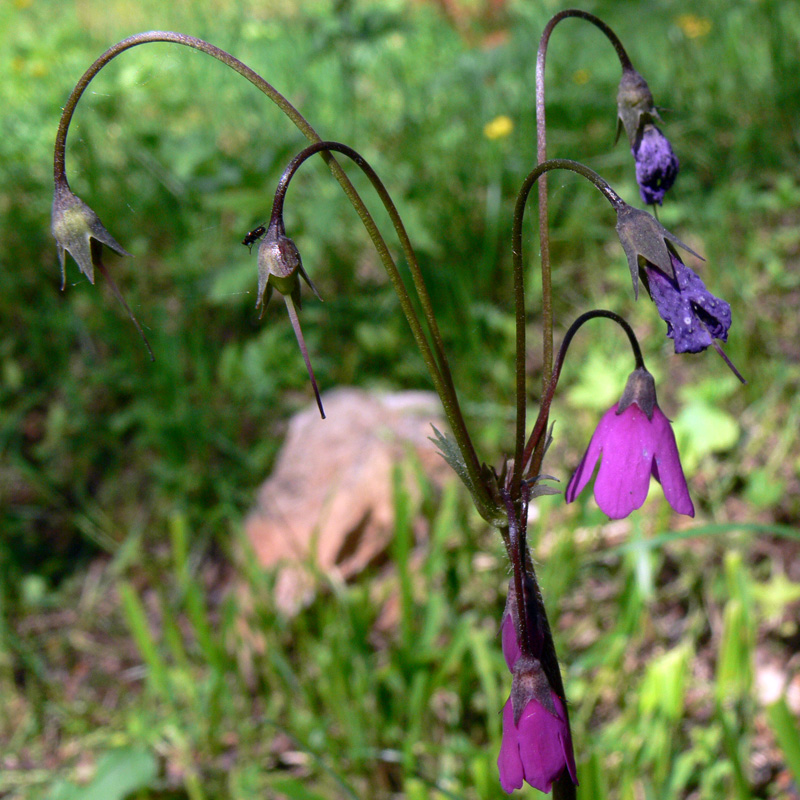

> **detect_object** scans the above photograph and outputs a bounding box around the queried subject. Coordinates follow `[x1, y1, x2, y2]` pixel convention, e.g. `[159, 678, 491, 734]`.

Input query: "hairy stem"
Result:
[54, 32, 322, 186]
[501, 486, 533, 658]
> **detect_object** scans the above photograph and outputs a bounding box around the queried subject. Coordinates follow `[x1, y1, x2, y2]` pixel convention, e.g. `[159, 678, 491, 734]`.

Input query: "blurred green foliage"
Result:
[2, 0, 800, 797]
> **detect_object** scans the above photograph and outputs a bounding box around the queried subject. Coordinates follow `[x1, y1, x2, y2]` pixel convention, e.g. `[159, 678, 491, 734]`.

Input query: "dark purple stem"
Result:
[523, 309, 644, 479]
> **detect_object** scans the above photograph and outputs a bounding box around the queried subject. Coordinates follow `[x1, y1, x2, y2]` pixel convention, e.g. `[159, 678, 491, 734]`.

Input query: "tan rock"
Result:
[245, 388, 450, 613]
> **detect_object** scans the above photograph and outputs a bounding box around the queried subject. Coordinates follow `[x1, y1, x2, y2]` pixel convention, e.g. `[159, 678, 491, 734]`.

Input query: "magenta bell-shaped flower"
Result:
[565, 368, 694, 519]
[498, 655, 578, 794]
[498, 589, 577, 794]
[499, 694, 577, 794]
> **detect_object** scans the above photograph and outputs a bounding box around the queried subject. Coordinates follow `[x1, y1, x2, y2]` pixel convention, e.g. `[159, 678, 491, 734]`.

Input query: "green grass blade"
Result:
[118, 581, 169, 701]
[767, 697, 800, 786]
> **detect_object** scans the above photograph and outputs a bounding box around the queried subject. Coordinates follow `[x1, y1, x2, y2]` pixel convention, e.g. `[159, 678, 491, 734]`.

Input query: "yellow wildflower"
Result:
[484, 115, 513, 141]
[573, 69, 590, 86]
[676, 14, 712, 39]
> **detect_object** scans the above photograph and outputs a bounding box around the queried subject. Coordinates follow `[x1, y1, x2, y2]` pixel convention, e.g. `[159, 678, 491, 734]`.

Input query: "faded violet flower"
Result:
[565, 368, 694, 519]
[616, 67, 679, 206]
[633, 124, 679, 206]
[499, 587, 577, 794]
[644, 251, 731, 354]
[499, 656, 578, 794]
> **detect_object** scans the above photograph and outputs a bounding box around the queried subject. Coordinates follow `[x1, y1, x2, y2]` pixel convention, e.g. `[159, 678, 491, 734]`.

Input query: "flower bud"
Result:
[51, 181, 130, 289]
[256, 219, 320, 314]
[498, 655, 578, 794]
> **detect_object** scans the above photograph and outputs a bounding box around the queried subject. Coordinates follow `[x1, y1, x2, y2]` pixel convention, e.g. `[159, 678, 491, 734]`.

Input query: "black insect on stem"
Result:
[242, 224, 266, 253]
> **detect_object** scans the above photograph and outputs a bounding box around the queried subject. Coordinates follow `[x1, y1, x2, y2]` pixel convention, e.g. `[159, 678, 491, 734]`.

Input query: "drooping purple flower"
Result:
[498, 657, 578, 794]
[565, 369, 694, 519]
[644, 251, 732, 354]
[632, 124, 679, 206]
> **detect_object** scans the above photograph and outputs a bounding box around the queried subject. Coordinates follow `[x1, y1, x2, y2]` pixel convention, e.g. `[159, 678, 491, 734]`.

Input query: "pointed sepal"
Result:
[615, 203, 703, 299]
[51, 181, 130, 288]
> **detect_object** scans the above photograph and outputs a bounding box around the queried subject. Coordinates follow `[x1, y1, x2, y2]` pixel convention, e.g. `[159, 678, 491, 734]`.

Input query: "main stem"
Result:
[511, 159, 622, 493]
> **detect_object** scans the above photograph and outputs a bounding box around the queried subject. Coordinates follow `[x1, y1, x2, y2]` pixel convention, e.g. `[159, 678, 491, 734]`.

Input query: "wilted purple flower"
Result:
[644, 251, 732, 354]
[565, 369, 694, 519]
[498, 657, 578, 794]
[632, 124, 679, 206]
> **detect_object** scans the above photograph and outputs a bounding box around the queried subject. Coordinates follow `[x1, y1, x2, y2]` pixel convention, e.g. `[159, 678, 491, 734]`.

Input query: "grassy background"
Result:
[2, 0, 800, 797]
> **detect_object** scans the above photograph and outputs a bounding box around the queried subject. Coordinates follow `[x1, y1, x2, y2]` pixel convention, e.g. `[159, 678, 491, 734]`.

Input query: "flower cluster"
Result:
[48, 13, 740, 799]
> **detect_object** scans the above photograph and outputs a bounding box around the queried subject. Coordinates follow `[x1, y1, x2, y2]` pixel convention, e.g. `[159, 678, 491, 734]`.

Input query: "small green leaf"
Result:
[744, 467, 786, 508]
[429, 425, 473, 493]
[47, 748, 158, 800]
[673, 401, 739, 471]
[268, 777, 331, 800]
[566, 351, 631, 412]
[716, 599, 754, 700]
